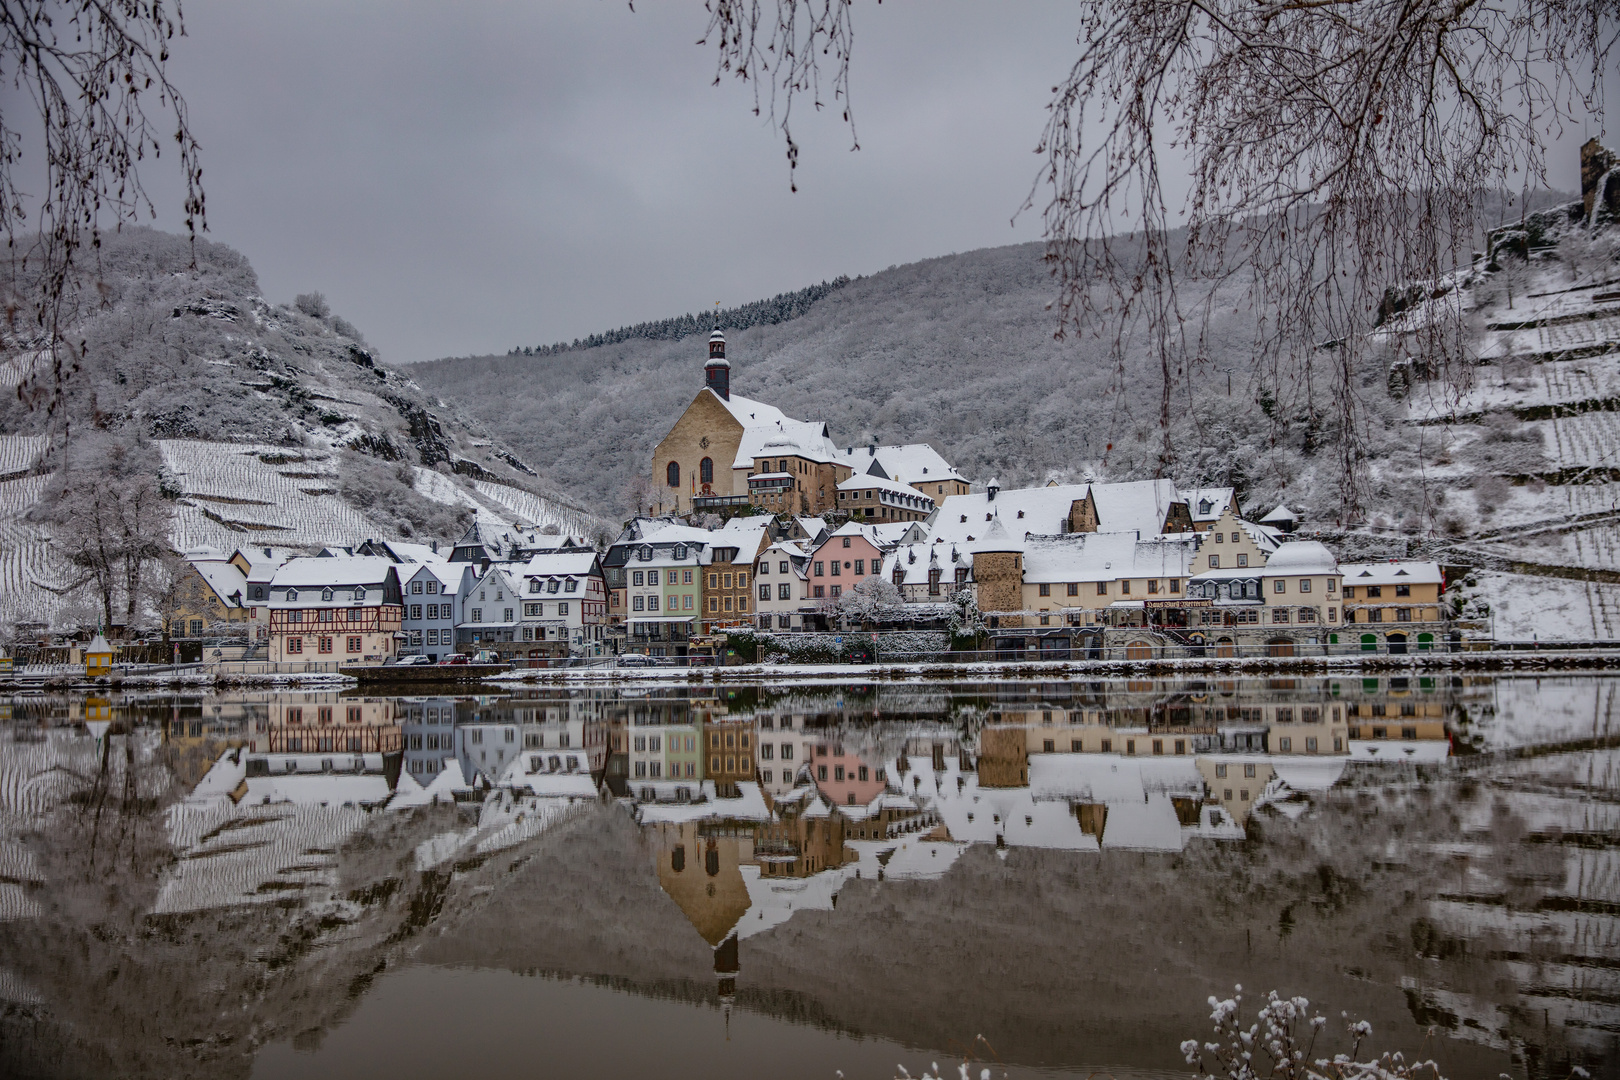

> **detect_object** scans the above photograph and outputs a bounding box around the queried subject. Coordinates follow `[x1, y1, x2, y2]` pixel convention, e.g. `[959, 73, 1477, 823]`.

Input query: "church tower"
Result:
[705, 330, 730, 401]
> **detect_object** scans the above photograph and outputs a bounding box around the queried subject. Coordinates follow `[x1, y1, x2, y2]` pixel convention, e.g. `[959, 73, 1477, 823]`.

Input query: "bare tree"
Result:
[0, 0, 205, 399]
[34, 433, 171, 630]
[694, 0, 1616, 516]
[837, 575, 901, 623]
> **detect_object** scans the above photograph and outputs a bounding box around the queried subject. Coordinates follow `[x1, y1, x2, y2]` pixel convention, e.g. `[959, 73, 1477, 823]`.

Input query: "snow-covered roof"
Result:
[968, 515, 1024, 554]
[385, 541, 448, 564]
[1089, 479, 1190, 536]
[815, 519, 917, 554]
[1260, 540, 1339, 576]
[515, 551, 600, 579]
[270, 556, 398, 590]
[931, 482, 1089, 545]
[837, 472, 933, 499]
[192, 560, 248, 607]
[1021, 533, 1199, 583]
[1259, 503, 1299, 525]
[716, 391, 789, 430]
[881, 541, 960, 587]
[1187, 487, 1234, 523]
[633, 781, 771, 823]
[1339, 561, 1444, 587]
[406, 561, 469, 590]
[735, 417, 842, 469]
[839, 443, 967, 486]
[86, 633, 112, 655]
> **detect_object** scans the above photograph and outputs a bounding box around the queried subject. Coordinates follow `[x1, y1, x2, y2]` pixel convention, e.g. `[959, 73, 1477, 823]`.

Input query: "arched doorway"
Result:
[1417, 632, 1435, 651]
[1387, 632, 1408, 655]
[1267, 638, 1296, 657]
[1125, 640, 1155, 661]
[1215, 637, 1236, 658]
[1360, 633, 1378, 652]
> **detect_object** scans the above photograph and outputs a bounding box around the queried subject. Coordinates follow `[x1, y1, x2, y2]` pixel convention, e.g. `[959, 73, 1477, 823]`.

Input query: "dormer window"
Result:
[530, 580, 540, 593]
[354, 587, 366, 601]
[1199, 499, 1212, 515]
[548, 579, 560, 594]
[639, 546, 652, 561]
[285, 588, 298, 601]
[565, 579, 578, 592]
[322, 588, 334, 602]
[674, 545, 687, 560]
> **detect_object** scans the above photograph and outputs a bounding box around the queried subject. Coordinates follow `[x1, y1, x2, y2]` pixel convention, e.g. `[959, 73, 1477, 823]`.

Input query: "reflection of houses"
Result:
[401, 698, 460, 780]
[252, 696, 400, 754]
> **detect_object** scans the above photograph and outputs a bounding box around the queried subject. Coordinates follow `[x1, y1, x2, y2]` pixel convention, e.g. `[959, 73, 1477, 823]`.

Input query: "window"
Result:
[1274, 579, 1286, 594]
[648, 595, 659, 611]
[1096, 581, 1108, 595]
[188, 618, 203, 637]
[426, 581, 437, 594]
[1121, 580, 1131, 595]
[1067, 583, 1078, 596]
[1237, 554, 1249, 567]
[1148, 580, 1160, 594]
[471, 608, 482, 622]
[1216, 763, 1227, 778]
[759, 584, 770, 601]
[708, 573, 718, 589]
[318, 636, 333, 653]
[1396, 608, 1412, 622]
[1243, 763, 1256, 777]
[322, 588, 334, 602]
[683, 594, 694, 610]
[1396, 583, 1411, 597]
[525, 603, 540, 616]
[1272, 609, 1290, 623]
[813, 586, 825, 598]
[504, 608, 514, 622]
[779, 561, 789, 574]
[1299, 579, 1311, 593]
[565, 579, 578, 592]
[831, 560, 841, 576]
[1100, 739, 1111, 752]
[558, 603, 569, 616]
[699, 456, 713, 484]
[674, 545, 687, 560]
[737, 573, 747, 589]
[409, 604, 421, 619]
[354, 587, 366, 601]
[286, 589, 298, 601]
[814, 561, 824, 576]
[1343, 585, 1355, 598]
[1209, 554, 1220, 569]
[666, 461, 680, 487]
[347, 636, 362, 653]
[633, 596, 645, 611]
[854, 560, 864, 575]
[709, 597, 719, 613]
[1170, 579, 1181, 593]
[1039, 583, 1050, 596]
[830, 585, 841, 598]
[287, 637, 303, 654]
[1368, 585, 1383, 597]
[842, 536, 851, 548]
[411, 581, 422, 594]
[1278, 736, 1292, 751]
[722, 573, 733, 589]
[668, 570, 680, 585]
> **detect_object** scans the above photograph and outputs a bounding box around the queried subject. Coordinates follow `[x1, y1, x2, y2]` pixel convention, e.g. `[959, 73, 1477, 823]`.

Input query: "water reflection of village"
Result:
[3, 674, 1615, 1077]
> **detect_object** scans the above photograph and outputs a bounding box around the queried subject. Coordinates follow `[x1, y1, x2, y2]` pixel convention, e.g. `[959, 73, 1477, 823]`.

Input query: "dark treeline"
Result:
[507, 277, 854, 357]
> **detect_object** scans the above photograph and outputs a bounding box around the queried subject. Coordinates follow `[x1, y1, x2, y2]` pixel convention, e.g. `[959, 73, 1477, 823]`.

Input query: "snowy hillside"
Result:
[0, 230, 611, 628]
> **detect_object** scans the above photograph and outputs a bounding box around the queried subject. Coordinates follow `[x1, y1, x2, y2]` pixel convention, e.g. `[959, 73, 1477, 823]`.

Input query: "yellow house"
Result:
[84, 633, 113, 678]
[1339, 562, 1447, 629]
[170, 555, 251, 638]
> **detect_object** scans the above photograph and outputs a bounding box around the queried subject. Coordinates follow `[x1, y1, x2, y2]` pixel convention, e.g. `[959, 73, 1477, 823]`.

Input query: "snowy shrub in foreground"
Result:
[1180, 986, 1443, 1080]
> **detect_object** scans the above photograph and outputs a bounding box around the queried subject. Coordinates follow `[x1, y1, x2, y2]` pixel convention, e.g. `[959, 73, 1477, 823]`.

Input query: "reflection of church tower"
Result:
[654, 822, 751, 1004]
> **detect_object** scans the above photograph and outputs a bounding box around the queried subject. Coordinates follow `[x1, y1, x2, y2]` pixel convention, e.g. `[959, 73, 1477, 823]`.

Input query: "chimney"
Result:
[868, 442, 876, 457]
[987, 478, 1000, 502]
[705, 330, 730, 400]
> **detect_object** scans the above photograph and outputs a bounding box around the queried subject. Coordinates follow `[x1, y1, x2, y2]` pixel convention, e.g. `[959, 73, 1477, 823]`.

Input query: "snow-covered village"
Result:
[1, 3, 1618, 1079]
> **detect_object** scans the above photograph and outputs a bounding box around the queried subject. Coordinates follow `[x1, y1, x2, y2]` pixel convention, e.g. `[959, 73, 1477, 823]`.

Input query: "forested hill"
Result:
[412, 242, 1263, 519]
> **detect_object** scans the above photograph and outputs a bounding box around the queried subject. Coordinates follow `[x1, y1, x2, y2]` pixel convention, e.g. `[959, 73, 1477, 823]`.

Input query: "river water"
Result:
[0, 674, 1614, 1079]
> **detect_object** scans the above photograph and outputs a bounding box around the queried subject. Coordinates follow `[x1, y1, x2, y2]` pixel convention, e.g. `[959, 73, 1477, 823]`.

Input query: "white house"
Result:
[753, 540, 810, 630]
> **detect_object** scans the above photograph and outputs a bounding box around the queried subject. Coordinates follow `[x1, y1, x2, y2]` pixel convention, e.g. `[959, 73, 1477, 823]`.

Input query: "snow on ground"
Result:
[473, 480, 603, 538]
[0, 474, 79, 625]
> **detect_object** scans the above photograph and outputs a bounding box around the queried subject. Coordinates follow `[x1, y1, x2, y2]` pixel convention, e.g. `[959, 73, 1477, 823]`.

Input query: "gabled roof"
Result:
[735, 418, 842, 469]
[1259, 503, 1300, 525]
[715, 391, 789, 430]
[270, 556, 399, 590]
[931, 483, 1090, 546]
[1338, 561, 1444, 586]
[1261, 541, 1338, 575]
[191, 560, 248, 608]
[838, 443, 967, 485]
[514, 551, 601, 578]
[1088, 478, 1189, 536]
[1186, 486, 1234, 523]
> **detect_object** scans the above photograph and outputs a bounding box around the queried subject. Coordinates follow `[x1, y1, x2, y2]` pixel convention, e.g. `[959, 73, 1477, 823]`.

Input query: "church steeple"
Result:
[705, 330, 730, 401]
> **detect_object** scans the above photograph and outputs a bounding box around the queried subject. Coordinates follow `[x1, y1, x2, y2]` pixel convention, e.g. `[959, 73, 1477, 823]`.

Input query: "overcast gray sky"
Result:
[13, 1, 1608, 365]
[112, 0, 1087, 364]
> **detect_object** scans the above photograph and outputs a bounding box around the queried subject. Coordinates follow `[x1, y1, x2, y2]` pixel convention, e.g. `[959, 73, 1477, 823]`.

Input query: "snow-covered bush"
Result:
[1180, 986, 1443, 1080]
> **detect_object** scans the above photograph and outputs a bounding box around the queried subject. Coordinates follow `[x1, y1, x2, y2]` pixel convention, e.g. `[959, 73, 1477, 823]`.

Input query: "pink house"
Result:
[807, 522, 890, 603]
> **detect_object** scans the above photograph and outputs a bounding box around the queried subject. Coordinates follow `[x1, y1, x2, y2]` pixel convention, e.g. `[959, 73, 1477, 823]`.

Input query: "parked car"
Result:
[396, 654, 435, 666]
[470, 650, 501, 665]
[438, 653, 471, 665]
[616, 653, 652, 667]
